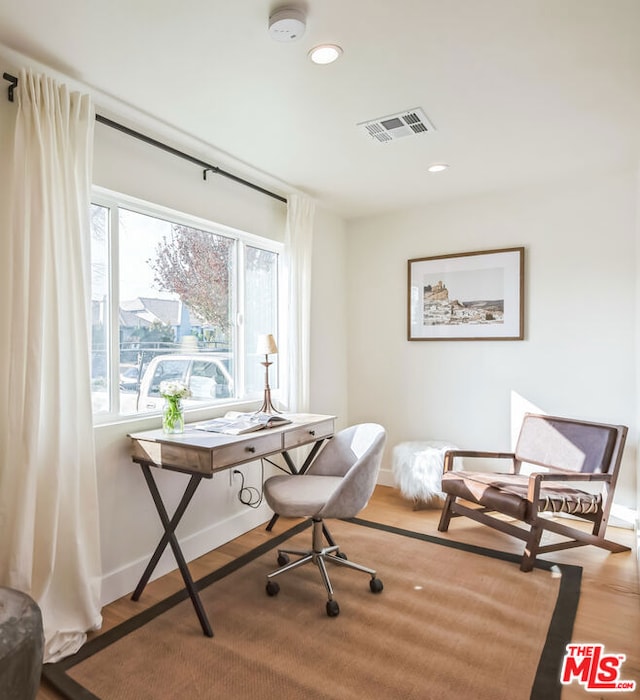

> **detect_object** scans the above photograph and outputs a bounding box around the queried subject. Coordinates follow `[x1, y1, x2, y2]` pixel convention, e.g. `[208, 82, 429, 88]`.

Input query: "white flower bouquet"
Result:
[159, 380, 192, 400]
[159, 381, 191, 433]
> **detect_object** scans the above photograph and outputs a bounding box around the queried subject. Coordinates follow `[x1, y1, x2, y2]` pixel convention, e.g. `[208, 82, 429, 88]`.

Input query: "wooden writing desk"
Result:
[128, 413, 335, 636]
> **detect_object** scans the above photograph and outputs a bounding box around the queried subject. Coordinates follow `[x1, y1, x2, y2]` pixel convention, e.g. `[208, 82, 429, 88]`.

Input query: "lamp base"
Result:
[257, 388, 281, 415]
[256, 357, 281, 414]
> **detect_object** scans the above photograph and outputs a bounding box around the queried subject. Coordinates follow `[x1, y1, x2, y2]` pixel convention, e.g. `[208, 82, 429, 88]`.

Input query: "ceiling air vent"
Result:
[357, 107, 435, 143]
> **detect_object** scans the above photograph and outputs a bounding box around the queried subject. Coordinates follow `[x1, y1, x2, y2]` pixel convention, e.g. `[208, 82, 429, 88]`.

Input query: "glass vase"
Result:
[162, 398, 184, 434]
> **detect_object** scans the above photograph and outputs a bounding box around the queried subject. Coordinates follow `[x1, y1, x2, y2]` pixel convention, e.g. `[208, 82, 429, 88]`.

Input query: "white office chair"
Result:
[264, 423, 386, 617]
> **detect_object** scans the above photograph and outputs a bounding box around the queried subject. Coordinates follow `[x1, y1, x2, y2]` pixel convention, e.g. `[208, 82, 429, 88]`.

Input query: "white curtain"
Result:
[0, 69, 102, 662]
[282, 194, 315, 412]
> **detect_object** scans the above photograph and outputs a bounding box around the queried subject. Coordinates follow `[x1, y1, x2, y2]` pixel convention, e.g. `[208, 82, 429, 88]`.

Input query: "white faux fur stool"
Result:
[392, 441, 460, 509]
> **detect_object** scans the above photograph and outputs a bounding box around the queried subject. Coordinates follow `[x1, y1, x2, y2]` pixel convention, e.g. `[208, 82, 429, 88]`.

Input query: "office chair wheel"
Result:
[266, 581, 280, 597]
[369, 577, 383, 593]
[336, 551, 348, 560]
[326, 600, 340, 617]
[277, 553, 290, 567]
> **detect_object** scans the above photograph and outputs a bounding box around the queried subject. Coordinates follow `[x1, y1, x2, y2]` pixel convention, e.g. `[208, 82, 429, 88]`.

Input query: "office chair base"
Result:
[265, 519, 383, 617]
[267, 580, 344, 618]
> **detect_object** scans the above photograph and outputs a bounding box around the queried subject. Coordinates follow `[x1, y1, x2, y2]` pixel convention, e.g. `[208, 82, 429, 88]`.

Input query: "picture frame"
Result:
[408, 247, 524, 341]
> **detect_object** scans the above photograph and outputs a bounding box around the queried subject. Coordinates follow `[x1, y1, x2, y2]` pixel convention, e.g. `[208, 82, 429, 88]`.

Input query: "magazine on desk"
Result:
[194, 411, 292, 435]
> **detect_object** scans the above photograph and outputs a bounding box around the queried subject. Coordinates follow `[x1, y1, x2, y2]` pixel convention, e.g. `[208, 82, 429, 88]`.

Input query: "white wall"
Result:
[346, 169, 638, 519]
[309, 206, 349, 424]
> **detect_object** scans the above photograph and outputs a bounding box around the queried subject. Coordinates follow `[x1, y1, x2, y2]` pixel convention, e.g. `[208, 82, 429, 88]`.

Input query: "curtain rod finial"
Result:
[3, 72, 18, 102]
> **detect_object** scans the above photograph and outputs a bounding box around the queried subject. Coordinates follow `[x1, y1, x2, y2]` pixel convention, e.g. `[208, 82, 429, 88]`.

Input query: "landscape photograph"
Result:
[422, 268, 505, 326]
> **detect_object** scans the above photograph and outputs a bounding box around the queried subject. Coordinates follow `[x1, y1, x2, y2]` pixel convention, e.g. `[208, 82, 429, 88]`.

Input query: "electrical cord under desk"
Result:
[233, 457, 291, 509]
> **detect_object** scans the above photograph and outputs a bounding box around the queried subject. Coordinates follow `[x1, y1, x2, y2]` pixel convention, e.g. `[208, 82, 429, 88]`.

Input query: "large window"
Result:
[90, 191, 281, 420]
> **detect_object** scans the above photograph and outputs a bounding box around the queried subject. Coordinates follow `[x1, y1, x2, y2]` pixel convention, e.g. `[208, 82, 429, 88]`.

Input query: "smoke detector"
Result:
[269, 8, 306, 42]
[357, 108, 436, 143]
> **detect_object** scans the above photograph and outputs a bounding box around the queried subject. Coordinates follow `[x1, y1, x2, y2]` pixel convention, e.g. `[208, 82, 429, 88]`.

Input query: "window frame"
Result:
[90, 186, 283, 426]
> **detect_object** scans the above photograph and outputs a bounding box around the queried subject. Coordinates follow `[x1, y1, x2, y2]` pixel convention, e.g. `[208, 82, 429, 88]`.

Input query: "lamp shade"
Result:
[256, 334, 278, 355]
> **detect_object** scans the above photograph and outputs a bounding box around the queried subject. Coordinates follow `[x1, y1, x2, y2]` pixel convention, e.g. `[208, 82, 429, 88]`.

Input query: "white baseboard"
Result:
[608, 503, 638, 530]
[100, 501, 273, 606]
[377, 467, 395, 488]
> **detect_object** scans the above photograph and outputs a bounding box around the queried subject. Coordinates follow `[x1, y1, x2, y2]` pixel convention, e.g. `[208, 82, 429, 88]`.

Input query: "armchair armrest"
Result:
[443, 449, 516, 473]
[526, 471, 612, 502]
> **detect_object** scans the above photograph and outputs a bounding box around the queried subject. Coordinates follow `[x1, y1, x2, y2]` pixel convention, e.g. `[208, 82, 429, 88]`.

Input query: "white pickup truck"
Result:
[137, 353, 233, 412]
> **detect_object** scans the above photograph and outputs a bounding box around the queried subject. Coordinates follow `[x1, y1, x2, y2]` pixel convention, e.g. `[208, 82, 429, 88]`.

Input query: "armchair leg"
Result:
[521, 525, 544, 572]
[600, 540, 631, 554]
[438, 495, 455, 532]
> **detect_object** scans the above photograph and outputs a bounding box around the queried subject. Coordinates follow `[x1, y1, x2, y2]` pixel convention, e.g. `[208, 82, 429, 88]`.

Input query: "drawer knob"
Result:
[245, 446, 256, 453]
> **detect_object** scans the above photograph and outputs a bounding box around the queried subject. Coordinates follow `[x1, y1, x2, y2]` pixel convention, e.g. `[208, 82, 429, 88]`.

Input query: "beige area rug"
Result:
[43, 519, 581, 700]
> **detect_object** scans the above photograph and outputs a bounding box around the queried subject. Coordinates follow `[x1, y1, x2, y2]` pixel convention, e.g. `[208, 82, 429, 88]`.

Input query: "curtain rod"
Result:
[3, 72, 287, 205]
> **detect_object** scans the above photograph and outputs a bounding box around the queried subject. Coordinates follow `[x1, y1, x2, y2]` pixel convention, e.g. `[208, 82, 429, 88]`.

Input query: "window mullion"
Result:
[108, 204, 121, 415]
[236, 241, 246, 398]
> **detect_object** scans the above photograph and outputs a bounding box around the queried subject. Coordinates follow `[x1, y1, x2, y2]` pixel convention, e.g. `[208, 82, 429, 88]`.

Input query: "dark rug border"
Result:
[42, 517, 581, 700]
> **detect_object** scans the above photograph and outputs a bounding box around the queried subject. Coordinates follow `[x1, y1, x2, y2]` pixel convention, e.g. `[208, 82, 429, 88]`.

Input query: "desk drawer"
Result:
[209, 431, 282, 471]
[131, 440, 212, 474]
[284, 419, 334, 450]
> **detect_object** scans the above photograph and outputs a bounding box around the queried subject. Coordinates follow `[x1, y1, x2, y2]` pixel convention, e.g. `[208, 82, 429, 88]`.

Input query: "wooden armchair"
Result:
[437, 413, 630, 571]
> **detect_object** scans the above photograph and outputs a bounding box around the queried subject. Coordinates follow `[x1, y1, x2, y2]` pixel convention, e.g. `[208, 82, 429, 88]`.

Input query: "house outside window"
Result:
[90, 190, 281, 420]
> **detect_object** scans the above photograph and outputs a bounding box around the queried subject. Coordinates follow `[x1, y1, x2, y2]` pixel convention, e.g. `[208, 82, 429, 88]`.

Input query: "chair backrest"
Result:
[309, 423, 386, 519]
[515, 413, 627, 475]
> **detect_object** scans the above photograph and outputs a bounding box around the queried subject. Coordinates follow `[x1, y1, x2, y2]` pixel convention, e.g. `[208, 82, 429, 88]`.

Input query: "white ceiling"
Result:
[1, 0, 639, 219]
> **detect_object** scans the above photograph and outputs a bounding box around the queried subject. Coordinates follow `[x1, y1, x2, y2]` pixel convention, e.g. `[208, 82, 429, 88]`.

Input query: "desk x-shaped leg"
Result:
[132, 463, 213, 637]
[265, 439, 335, 547]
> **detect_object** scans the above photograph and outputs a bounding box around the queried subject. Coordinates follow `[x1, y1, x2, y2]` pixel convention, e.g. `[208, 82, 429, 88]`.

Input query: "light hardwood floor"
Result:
[38, 485, 639, 699]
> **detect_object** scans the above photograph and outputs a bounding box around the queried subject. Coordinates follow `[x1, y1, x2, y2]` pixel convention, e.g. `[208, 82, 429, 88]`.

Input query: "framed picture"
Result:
[408, 247, 524, 341]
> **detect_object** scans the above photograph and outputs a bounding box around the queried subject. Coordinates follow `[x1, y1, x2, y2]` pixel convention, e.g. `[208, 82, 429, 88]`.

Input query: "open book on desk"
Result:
[194, 411, 292, 436]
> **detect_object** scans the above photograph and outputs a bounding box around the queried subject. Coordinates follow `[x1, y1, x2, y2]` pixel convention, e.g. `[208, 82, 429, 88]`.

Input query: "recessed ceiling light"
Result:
[309, 44, 343, 64]
[427, 163, 449, 173]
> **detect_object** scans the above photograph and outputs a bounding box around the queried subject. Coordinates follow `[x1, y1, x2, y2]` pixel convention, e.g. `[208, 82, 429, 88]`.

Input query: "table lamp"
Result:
[256, 334, 280, 414]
